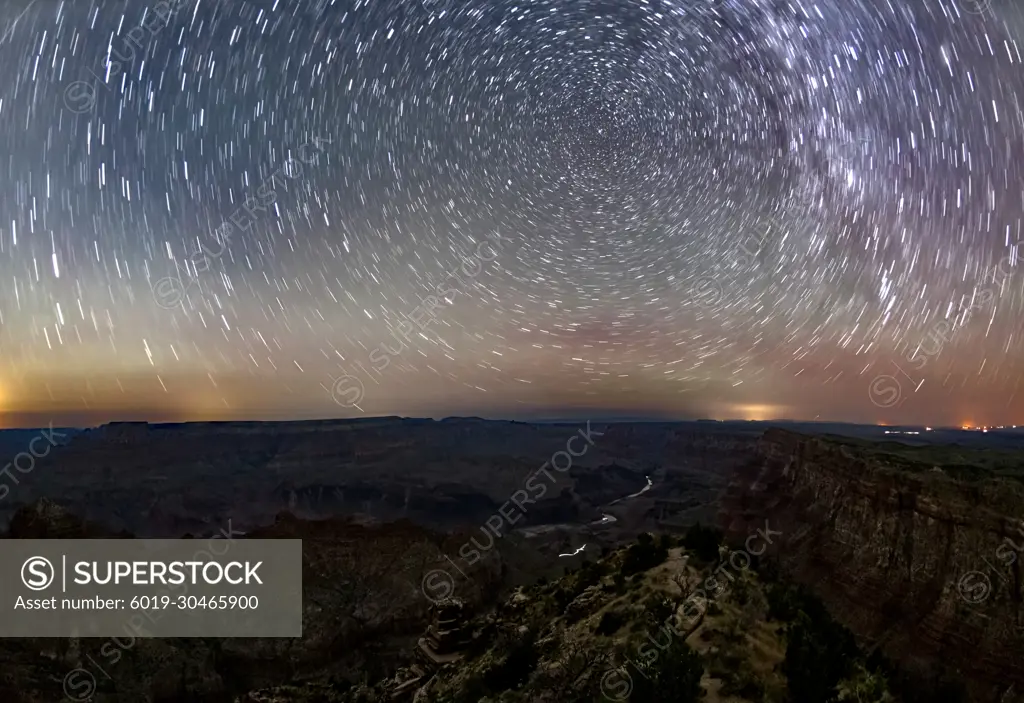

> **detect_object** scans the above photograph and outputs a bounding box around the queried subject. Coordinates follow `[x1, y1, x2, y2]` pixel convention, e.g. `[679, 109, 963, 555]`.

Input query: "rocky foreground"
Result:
[1, 495, 887, 703]
[0, 499, 504, 703]
[0, 499, 954, 703]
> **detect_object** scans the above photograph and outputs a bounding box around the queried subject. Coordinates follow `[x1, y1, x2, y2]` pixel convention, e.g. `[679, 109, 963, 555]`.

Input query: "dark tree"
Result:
[629, 637, 704, 702]
[682, 522, 723, 562]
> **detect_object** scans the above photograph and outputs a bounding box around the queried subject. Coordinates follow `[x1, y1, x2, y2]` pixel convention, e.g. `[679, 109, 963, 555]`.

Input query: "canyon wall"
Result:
[720, 428, 1024, 702]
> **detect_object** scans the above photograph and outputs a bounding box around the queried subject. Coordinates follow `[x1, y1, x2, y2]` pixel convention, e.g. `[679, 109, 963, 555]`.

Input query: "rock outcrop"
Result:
[6, 497, 128, 539]
[720, 428, 1024, 701]
[417, 598, 473, 667]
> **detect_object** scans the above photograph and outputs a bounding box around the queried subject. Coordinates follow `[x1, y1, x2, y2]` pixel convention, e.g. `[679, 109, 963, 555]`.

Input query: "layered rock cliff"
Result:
[720, 428, 1024, 702]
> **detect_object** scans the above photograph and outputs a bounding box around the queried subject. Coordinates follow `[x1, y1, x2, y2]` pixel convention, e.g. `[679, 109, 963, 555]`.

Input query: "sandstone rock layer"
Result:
[721, 428, 1024, 701]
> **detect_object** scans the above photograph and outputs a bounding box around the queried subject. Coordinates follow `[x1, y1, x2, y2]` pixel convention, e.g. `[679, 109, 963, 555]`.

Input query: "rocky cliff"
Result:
[720, 428, 1024, 702]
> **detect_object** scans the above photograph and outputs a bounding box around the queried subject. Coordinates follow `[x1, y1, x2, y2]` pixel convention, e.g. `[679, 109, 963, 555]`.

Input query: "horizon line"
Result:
[0, 415, 1018, 431]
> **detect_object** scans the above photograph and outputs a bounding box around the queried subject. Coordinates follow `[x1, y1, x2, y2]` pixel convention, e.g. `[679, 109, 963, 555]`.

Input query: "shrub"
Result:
[682, 522, 723, 562]
[629, 637, 705, 702]
[765, 582, 803, 622]
[880, 659, 968, 703]
[595, 609, 627, 635]
[563, 606, 587, 626]
[481, 629, 539, 693]
[621, 535, 669, 577]
[763, 581, 899, 703]
[721, 660, 766, 701]
[457, 673, 490, 703]
[644, 594, 674, 626]
[836, 663, 896, 702]
[553, 586, 575, 613]
[575, 561, 603, 591]
[781, 610, 857, 702]
[733, 576, 751, 604]
[722, 617, 745, 644]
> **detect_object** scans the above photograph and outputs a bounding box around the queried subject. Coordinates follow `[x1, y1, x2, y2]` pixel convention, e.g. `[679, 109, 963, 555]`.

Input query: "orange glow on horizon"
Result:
[731, 403, 786, 421]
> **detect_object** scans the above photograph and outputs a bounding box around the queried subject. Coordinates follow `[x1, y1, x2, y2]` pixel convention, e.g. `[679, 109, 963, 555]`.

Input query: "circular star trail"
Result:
[0, 0, 1023, 425]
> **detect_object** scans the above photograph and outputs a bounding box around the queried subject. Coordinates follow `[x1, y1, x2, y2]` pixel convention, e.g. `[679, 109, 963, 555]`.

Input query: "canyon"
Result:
[0, 418, 1022, 700]
[721, 428, 1024, 701]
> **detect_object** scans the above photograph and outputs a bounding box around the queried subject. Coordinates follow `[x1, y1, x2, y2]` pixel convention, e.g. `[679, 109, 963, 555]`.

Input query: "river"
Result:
[559, 475, 654, 556]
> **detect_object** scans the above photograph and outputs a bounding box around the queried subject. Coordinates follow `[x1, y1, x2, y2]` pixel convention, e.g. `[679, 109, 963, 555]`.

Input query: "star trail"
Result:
[0, 0, 1023, 427]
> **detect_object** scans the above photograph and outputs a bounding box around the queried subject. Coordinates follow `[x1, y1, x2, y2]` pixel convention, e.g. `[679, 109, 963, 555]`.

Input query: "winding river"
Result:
[560, 475, 654, 556]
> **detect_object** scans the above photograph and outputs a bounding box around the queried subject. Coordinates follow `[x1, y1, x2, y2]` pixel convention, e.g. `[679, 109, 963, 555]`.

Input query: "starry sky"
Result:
[1, 0, 1024, 428]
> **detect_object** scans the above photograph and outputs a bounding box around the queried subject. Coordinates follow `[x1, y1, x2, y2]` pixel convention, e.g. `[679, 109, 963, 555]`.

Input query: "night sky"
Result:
[1, 0, 1024, 428]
